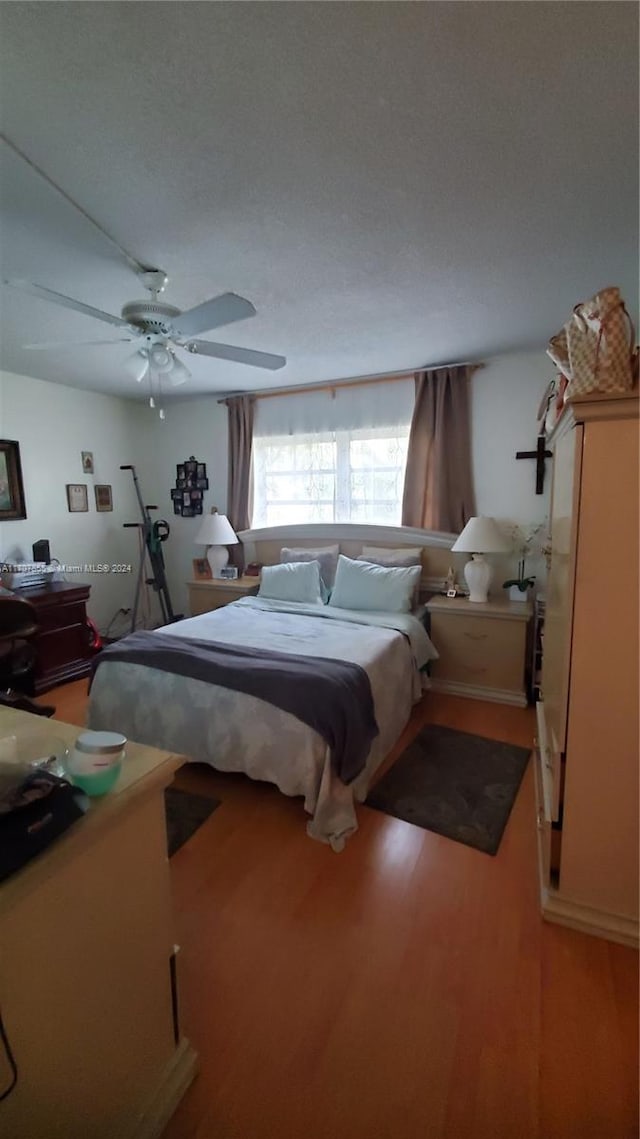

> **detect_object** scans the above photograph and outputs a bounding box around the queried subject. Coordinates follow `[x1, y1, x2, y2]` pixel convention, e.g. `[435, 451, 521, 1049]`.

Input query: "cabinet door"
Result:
[541, 423, 583, 755]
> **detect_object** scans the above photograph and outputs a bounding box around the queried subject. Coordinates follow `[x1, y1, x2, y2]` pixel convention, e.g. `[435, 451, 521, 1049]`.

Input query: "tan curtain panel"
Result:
[401, 365, 476, 533]
[225, 395, 255, 566]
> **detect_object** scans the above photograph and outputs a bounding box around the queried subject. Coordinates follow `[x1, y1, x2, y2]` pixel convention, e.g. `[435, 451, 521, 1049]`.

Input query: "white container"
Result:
[509, 585, 531, 603]
[69, 731, 127, 777]
[67, 730, 127, 796]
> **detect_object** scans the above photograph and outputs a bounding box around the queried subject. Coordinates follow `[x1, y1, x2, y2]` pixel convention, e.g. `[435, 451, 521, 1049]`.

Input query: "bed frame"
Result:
[238, 523, 459, 595]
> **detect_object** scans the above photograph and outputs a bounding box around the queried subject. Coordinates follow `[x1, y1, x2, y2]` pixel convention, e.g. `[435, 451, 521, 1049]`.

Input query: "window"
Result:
[252, 425, 410, 527]
[251, 377, 414, 528]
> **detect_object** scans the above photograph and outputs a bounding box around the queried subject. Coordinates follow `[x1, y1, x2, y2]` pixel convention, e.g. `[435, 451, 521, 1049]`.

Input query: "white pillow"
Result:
[328, 555, 422, 614]
[280, 545, 339, 587]
[259, 560, 324, 605]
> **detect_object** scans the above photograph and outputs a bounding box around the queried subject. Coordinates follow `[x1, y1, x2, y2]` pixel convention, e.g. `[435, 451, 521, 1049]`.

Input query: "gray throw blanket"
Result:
[91, 630, 379, 785]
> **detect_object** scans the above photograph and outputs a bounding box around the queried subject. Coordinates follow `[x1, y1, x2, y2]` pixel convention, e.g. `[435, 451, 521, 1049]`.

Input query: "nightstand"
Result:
[426, 594, 533, 707]
[188, 575, 259, 616]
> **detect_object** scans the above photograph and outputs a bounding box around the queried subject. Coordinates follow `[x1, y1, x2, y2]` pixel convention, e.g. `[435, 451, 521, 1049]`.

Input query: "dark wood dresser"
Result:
[15, 581, 93, 693]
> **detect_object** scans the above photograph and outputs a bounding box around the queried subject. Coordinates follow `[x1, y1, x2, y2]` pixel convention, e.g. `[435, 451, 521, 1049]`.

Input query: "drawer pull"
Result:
[536, 809, 545, 830]
[463, 632, 488, 641]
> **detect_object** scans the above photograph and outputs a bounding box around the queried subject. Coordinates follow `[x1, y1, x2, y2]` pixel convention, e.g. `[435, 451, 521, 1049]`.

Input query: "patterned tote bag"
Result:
[547, 286, 636, 396]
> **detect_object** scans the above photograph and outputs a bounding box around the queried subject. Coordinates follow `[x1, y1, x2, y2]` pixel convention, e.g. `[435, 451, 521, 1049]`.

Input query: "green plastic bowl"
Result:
[70, 762, 122, 797]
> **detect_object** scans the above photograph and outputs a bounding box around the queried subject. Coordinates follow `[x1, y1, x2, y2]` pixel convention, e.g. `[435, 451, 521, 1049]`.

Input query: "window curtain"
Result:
[253, 378, 414, 436]
[225, 394, 255, 566]
[401, 365, 476, 533]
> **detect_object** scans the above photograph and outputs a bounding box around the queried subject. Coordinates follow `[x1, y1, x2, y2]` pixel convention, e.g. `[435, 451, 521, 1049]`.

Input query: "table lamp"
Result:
[194, 508, 239, 577]
[451, 516, 509, 603]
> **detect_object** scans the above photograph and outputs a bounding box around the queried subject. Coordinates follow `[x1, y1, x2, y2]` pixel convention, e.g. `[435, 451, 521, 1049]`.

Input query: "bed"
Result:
[88, 595, 438, 850]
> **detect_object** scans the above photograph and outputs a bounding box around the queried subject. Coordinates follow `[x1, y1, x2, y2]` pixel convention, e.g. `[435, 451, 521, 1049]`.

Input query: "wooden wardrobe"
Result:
[535, 390, 639, 947]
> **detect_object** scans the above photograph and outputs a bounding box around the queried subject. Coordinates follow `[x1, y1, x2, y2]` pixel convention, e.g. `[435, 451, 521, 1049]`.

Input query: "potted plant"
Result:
[503, 522, 545, 602]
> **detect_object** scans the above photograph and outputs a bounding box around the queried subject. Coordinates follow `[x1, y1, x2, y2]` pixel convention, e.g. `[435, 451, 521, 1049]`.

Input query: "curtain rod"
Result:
[217, 360, 484, 404]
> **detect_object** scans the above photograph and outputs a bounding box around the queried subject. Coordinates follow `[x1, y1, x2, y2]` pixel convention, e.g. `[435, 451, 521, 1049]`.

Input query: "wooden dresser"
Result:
[0, 706, 197, 1139]
[15, 582, 93, 693]
[535, 391, 639, 946]
[426, 594, 532, 707]
[187, 575, 259, 615]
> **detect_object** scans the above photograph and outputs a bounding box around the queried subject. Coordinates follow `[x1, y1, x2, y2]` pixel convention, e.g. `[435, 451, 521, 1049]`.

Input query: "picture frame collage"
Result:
[171, 456, 208, 517]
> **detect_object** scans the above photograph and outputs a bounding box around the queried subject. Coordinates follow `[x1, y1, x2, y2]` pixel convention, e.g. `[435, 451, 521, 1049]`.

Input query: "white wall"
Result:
[0, 370, 153, 631]
[471, 349, 554, 586]
[142, 396, 228, 617]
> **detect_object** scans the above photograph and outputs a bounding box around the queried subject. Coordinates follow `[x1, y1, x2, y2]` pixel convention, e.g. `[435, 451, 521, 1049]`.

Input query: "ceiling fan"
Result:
[4, 269, 287, 387]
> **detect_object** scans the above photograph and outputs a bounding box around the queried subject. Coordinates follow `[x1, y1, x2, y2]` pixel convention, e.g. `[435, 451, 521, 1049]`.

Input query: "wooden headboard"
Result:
[237, 523, 460, 592]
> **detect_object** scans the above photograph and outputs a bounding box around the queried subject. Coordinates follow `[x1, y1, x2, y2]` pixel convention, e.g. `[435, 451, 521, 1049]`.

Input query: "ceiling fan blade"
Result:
[3, 279, 136, 330]
[172, 292, 256, 339]
[23, 337, 138, 350]
[184, 339, 286, 371]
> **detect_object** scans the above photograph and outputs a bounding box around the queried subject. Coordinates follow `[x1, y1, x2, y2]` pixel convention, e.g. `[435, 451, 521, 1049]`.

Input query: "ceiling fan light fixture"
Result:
[149, 343, 173, 371]
[168, 352, 191, 386]
[124, 349, 149, 383]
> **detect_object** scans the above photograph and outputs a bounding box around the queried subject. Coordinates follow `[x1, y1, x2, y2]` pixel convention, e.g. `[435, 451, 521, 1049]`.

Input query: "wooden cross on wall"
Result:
[515, 434, 552, 494]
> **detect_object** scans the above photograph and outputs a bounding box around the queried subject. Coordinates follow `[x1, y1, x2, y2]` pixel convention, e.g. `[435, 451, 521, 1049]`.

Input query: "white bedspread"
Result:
[88, 598, 438, 850]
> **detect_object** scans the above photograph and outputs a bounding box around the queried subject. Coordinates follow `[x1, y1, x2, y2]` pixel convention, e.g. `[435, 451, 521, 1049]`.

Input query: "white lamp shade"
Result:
[124, 350, 150, 384]
[451, 516, 509, 554]
[168, 353, 191, 387]
[194, 511, 239, 546]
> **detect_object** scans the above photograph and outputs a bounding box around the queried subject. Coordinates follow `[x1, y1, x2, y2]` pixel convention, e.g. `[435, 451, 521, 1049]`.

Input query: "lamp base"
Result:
[463, 554, 491, 603]
[207, 545, 229, 578]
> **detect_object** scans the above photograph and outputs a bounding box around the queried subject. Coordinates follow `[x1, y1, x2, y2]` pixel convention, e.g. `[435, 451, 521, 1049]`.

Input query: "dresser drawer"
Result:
[534, 736, 552, 887]
[36, 601, 88, 632]
[188, 580, 259, 616]
[430, 612, 526, 692]
[190, 591, 230, 615]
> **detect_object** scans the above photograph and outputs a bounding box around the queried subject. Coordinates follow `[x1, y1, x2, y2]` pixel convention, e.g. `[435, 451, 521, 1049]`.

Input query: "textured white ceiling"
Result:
[0, 2, 637, 400]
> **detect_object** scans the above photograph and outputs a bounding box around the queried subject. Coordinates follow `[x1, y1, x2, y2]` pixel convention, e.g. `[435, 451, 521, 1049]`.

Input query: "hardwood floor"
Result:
[51, 680, 638, 1139]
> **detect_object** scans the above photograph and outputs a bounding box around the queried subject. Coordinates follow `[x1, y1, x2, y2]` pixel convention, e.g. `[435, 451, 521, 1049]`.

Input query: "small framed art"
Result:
[95, 484, 113, 512]
[81, 451, 94, 475]
[192, 557, 212, 581]
[67, 483, 89, 512]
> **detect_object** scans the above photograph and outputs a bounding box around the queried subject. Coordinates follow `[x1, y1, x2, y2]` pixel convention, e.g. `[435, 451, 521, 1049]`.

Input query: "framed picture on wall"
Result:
[95, 484, 113, 512]
[0, 439, 27, 520]
[66, 483, 89, 512]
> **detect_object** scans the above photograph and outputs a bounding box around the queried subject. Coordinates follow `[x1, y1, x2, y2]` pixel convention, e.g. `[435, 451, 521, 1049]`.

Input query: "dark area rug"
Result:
[366, 724, 530, 855]
[164, 786, 221, 857]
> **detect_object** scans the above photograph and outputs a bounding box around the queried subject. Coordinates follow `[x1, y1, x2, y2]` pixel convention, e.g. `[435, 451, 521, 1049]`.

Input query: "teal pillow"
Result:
[328, 555, 421, 613]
